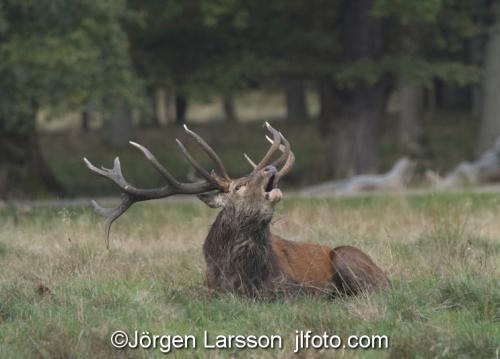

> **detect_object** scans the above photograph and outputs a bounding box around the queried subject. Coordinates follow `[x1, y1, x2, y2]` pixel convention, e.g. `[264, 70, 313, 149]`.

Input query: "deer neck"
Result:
[203, 206, 279, 295]
[208, 205, 273, 250]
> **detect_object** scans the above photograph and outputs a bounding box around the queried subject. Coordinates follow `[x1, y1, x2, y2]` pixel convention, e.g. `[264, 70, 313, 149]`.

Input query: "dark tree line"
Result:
[0, 1, 142, 196]
[126, 0, 491, 176]
[0, 0, 498, 197]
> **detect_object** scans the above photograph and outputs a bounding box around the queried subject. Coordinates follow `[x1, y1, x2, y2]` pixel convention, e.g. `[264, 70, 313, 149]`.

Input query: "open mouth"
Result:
[264, 175, 277, 192]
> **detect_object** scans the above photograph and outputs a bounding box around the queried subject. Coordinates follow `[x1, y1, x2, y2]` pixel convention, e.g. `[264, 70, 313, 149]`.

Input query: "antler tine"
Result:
[129, 141, 180, 187]
[84, 157, 135, 193]
[243, 153, 257, 169]
[90, 195, 133, 249]
[265, 132, 289, 168]
[183, 125, 230, 180]
[278, 147, 295, 178]
[265, 131, 295, 178]
[176, 139, 220, 186]
[84, 157, 143, 248]
[253, 122, 281, 171]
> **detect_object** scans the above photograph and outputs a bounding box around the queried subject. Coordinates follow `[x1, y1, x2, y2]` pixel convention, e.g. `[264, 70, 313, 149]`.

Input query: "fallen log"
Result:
[302, 158, 416, 196]
[428, 137, 500, 189]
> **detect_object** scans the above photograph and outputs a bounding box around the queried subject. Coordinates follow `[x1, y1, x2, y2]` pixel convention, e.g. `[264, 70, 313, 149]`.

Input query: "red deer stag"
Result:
[84, 123, 389, 297]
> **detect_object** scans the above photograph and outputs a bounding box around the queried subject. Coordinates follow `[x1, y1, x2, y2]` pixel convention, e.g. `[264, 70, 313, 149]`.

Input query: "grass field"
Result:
[0, 193, 498, 358]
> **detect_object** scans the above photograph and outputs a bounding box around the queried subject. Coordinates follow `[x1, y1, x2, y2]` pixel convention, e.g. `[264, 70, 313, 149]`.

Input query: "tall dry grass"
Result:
[0, 193, 498, 358]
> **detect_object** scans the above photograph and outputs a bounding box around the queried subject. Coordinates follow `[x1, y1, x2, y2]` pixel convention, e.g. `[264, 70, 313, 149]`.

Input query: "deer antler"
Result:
[265, 132, 295, 178]
[84, 126, 230, 248]
[243, 122, 282, 171]
[244, 122, 295, 178]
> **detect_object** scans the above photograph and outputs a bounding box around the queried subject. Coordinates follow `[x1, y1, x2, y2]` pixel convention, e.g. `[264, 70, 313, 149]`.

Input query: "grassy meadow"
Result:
[0, 193, 498, 358]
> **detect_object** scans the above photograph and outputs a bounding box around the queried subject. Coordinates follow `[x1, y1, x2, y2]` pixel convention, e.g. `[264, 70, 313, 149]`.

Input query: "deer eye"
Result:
[234, 184, 245, 191]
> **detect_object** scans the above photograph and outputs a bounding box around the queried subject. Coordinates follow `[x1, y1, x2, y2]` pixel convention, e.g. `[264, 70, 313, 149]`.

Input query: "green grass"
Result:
[0, 193, 498, 358]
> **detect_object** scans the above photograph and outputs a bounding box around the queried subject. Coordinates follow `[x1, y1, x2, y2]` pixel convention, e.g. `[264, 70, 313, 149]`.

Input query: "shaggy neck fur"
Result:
[203, 204, 281, 297]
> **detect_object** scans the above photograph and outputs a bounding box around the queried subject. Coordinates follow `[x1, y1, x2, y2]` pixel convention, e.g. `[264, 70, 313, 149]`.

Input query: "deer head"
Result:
[84, 122, 294, 247]
[198, 123, 294, 221]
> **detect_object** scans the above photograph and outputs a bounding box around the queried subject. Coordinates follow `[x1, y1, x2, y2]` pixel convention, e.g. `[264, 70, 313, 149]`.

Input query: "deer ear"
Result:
[197, 191, 227, 208]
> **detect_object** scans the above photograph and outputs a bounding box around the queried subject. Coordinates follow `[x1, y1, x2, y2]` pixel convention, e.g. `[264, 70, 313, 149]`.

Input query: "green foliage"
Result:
[127, 0, 227, 94]
[184, 0, 483, 90]
[373, 0, 444, 22]
[372, 0, 483, 86]
[201, 0, 249, 29]
[127, 0, 341, 97]
[384, 56, 480, 86]
[335, 59, 384, 87]
[0, 0, 489, 116]
[0, 0, 142, 121]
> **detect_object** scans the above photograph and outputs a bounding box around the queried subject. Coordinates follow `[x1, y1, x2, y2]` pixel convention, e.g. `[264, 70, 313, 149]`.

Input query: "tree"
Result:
[398, 81, 425, 156]
[397, 28, 425, 157]
[195, 0, 382, 174]
[313, 0, 390, 176]
[126, 0, 237, 124]
[174, 93, 189, 124]
[285, 78, 309, 122]
[366, 0, 481, 171]
[0, 0, 142, 198]
[200, 0, 479, 175]
[477, 2, 500, 152]
[103, 99, 134, 147]
[194, 0, 338, 121]
[81, 109, 91, 132]
[222, 95, 238, 122]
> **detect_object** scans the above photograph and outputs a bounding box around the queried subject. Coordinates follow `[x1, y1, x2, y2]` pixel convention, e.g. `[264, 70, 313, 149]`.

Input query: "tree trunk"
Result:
[318, 79, 334, 136]
[470, 35, 484, 118]
[165, 90, 174, 124]
[0, 117, 64, 198]
[285, 78, 308, 122]
[352, 107, 384, 174]
[319, 79, 388, 177]
[347, 81, 389, 175]
[426, 82, 437, 115]
[155, 87, 172, 125]
[471, 83, 482, 118]
[477, 3, 500, 153]
[325, 96, 355, 177]
[81, 110, 90, 132]
[320, 0, 389, 177]
[138, 87, 162, 128]
[397, 26, 425, 157]
[222, 95, 238, 122]
[398, 82, 424, 156]
[319, 79, 353, 177]
[28, 125, 64, 194]
[148, 87, 160, 128]
[175, 94, 188, 124]
[103, 99, 133, 148]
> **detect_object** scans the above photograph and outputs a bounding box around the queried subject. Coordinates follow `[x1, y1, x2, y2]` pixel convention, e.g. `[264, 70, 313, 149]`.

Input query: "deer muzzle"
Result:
[262, 165, 281, 203]
[266, 188, 282, 203]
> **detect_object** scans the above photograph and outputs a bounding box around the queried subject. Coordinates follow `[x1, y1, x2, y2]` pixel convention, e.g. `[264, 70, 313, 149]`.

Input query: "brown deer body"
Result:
[85, 123, 389, 298]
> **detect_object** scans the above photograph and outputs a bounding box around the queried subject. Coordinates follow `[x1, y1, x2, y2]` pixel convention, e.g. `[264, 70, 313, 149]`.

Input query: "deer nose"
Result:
[263, 165, 277, 174]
